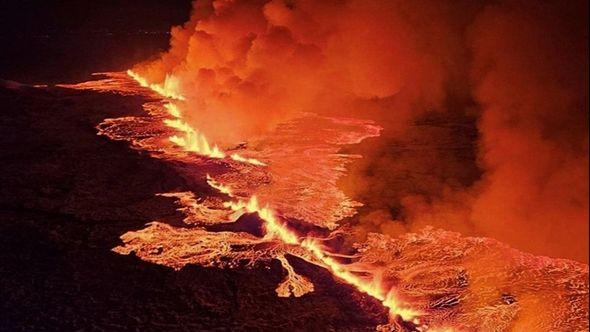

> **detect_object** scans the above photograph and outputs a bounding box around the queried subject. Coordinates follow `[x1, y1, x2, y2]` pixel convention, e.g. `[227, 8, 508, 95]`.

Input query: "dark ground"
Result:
[0, 84, 387, 331]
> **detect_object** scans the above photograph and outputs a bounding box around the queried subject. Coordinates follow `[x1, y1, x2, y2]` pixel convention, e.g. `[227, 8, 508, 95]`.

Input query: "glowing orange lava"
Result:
[127, 70, 420, 323]
[61, 71, 588, 331]
[217, 178, 420, 322]
[127, 69, 185, 101]
[127, 70, 266, 165]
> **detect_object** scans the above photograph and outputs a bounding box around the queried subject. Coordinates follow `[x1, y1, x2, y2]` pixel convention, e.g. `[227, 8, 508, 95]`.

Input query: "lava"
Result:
[213, 177, 420, 321]
[275, 254, 315, 297]
[136, 72, 229, 160]
[127, 69, 185, 101]
[126, 70, 420, 323]
[229, 153, 267, 166]
[129, 71, 267, 164]
[165, 117, 226, 158]
[5, 1, 587, 330]
[58, 71, 588, 331]
[206, 174, 233, 197]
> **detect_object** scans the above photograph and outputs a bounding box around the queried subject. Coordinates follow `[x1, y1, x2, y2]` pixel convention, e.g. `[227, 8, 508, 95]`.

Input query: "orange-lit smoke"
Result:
[468, 0, 589, 262]
[404, 0, 589, 263]
[342, 0, 589, 263]
[130, 0, 477, 143]
[132, 0, 588, 262]
[124, 68, 421, 324]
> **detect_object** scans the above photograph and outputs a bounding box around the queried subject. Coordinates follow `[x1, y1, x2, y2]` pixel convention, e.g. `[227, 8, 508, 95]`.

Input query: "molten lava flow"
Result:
[62, 71, 587, 330]
[126, 71, 266, 165]
[165, 117, 226, 158]
[230, 153, 266, 166]
[205, 176, 419, 321]
[123, 69, 420, 323]
[127, 70, 185, 101]
[156, 192, 239, 225]
[60, 70, 419, 326]
[163, 103, 181, 117]
[143, 72, 225, 159]
[275, 254, 315, 297]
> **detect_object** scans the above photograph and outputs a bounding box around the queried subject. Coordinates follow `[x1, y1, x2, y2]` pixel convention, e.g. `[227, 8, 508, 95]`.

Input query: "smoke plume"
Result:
[132, 0, 480, 141]
[468, 0, 589, 261]
[133, 0, 589, 262]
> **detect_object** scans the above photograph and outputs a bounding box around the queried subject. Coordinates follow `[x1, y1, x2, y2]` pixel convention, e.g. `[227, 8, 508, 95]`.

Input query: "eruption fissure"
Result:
[128, 70, 421, 324]
[217, 177, 421, 322]
[129, 69, 266, 165]
[127, 69, 185, 101]
[57, 68, 588, 331]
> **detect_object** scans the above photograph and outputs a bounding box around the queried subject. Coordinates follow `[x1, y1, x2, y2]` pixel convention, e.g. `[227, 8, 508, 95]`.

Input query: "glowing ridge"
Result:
[127, 70, 265, 165]
[164, 118, 226, 158]
[230, 153, 267, 166]
[164, 103, 181, 117]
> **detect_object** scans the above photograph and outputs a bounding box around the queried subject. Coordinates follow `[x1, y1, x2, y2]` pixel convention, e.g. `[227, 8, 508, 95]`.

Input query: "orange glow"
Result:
[230, 153, 267, 166]
[54, 0, 588, 325]
[127, 66, 419, 322]
[164, 103, 181, 118]
[164, 117, 226, 158]
[206, 174, 233, 197]
[214, 176, 419, 321]
[275, 254, 315, 297]
[127, 71, 266, 165]
[65, 72, 587, 331]
[127, 69, 185, 100]
[300, 237, 420, 322]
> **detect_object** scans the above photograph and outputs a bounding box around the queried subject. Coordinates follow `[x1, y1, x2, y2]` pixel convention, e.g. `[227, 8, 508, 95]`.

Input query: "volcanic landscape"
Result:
[1, 1, 588, 331]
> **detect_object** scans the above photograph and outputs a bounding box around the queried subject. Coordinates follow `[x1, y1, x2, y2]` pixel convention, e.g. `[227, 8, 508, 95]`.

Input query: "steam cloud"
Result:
[132, 0, 588, 262]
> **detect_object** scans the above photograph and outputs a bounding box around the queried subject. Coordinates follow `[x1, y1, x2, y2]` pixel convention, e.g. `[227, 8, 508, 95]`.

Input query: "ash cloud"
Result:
[468, 0, 589, 261]
[133, 0, 588, 262]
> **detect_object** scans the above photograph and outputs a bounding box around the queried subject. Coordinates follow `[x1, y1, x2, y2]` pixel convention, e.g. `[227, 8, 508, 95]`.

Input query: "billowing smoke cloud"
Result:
[468, 0, 589, 261]
[343, 0, 589, 263]
[133, 0, 588, 262]
[132, 0, 478, 142]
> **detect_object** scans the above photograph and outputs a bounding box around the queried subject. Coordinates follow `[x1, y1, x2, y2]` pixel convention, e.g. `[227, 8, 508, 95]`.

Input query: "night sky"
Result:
[0, 1, 192, 83]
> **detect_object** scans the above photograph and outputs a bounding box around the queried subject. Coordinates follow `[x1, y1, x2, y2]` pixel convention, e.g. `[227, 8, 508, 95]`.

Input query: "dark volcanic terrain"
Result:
[0, 83, 387, 331]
